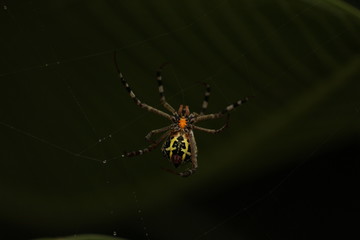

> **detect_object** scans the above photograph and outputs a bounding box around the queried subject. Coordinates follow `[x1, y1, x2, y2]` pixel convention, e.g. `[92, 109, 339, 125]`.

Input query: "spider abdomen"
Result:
[161, 131, 191, 167]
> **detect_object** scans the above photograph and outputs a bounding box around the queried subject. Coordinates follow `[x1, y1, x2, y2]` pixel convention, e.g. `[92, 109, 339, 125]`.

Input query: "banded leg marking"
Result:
[200, 83, 211, 115]
[193, 114, 229, 134]
[195, 97, 249, 123]
[179, 130, 198, 177]
[221, 97, 249, 114]
[114, 52, 172, 120]
[123, 130, 170, 158]
[157, 65, 176, 114]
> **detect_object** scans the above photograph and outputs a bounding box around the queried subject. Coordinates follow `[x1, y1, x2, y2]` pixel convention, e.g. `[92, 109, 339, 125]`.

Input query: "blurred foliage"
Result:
[0, 0, 359, 239]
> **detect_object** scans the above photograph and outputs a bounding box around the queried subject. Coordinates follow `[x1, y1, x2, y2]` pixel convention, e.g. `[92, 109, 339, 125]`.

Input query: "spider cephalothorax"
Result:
[115, 55, 249, 177]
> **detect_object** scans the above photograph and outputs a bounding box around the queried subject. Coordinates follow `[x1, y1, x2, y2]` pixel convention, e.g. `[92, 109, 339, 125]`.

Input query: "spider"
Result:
[115, 56, 249, 177]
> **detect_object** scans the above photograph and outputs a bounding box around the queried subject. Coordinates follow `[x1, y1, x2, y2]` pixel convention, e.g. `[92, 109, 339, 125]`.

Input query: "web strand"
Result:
[0, 120, 102, 162]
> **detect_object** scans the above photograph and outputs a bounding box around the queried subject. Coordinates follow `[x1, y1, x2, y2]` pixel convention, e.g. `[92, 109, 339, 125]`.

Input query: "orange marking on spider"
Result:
[178, 117, 187, 129]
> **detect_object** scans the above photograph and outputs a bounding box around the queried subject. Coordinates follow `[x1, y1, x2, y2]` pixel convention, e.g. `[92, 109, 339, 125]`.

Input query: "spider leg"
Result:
[122, 130, 170, 158]
[193, 114, 229, 134]
[200, 82, 211, 115]
[178, 130, 198, 177]
[157, 64, 177, 114]
[145, 126, 171, 143]
[114, 52, 172, 120]
[195, 97, 249, 123]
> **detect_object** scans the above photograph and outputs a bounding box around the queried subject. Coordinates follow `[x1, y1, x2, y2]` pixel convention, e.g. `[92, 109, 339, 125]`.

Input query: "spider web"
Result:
[0, 0, 359, 239]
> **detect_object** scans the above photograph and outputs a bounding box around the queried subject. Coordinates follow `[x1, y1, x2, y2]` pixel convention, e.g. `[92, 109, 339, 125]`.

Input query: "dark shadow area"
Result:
[344, 0, 360, 8]
[5, 136, 357, 240]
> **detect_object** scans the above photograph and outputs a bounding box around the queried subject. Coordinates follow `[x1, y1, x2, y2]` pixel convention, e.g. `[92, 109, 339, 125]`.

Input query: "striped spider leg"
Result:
[114, 52, 172, 122]
[123, 130, 172, 157]
[200, 82, 211, 115]
[194, 97, 249, 123]
[177, 129, 198, 177]
[156, 63, 177, 114]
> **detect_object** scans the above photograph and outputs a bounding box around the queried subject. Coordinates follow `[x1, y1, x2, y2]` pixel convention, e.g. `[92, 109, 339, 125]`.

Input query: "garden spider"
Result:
[115, 56, 249, 177]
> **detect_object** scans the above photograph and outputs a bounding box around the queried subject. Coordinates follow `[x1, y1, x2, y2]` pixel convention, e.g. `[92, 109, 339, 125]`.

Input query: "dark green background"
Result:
[1, 0, 359, 239]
